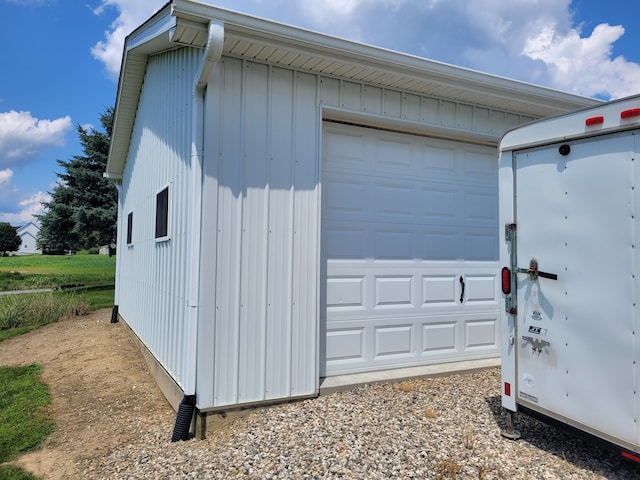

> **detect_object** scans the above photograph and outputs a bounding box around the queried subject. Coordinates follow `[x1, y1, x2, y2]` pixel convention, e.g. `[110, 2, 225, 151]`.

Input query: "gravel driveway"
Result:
[80, 367, 640, 479]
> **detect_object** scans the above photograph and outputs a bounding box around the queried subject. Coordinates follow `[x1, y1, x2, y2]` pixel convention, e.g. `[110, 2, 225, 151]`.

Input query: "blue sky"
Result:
[1, 0, 639, 225]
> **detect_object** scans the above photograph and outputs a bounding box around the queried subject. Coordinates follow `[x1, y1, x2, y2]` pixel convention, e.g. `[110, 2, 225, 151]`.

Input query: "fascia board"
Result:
[107, 5, 176, 178]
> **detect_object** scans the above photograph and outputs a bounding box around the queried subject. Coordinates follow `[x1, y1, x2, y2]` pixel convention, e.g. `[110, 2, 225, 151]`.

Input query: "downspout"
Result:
[172, 19, 224, 442]
[111, 181, 123, 324]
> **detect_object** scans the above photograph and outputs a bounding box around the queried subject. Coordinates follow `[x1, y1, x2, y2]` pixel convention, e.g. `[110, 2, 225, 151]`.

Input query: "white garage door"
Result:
[322, 122, 500, 376]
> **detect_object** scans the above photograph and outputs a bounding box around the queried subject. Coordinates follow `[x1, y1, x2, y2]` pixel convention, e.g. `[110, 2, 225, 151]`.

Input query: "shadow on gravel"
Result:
[485, 395, 640, 479]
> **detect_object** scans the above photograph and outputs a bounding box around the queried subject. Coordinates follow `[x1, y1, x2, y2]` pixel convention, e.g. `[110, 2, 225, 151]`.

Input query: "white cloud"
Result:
[0, 169, 49, 224]
[0, 168, 13, 187]
[0, 111, 72, 167]
[522, 23, 640, 99]
[91, 0, 167, 79]
[0, 191, 51, 225]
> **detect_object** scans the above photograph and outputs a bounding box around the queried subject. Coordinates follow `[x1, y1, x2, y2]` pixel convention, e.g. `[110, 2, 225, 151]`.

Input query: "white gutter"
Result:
[183, 19, 224, 397]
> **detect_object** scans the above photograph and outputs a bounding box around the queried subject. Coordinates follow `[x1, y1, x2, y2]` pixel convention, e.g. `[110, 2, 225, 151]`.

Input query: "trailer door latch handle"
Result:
[516, 259, 558, 282]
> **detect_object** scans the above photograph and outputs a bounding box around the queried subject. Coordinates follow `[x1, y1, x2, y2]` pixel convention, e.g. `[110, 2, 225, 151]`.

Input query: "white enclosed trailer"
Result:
[499, 94, 640, 461]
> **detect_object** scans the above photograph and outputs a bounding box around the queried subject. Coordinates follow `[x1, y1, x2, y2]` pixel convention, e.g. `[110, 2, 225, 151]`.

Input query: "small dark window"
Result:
[155, 186, 169, 239]
[126, 211, 133, 245]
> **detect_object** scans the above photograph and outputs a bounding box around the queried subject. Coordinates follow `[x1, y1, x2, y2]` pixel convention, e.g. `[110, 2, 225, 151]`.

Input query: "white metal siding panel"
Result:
[265, 66, 295, 398]
[322, 123, 500, 375]
[116, 47, 200, 391]
[210, 57, 244, 407]
[199, 58, 320, 408]
[290, 71, 321, 395]
[316, 78, 535, 137]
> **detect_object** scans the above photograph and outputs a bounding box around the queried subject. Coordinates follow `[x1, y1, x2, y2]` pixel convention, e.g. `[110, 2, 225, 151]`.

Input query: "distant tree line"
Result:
[37, 107, 117, 254]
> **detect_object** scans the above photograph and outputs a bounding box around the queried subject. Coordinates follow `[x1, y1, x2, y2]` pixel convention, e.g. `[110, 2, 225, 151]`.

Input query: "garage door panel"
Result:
[324, 224, 367, 259]
[464, 317, 499, 350]
[374, 324, 414, 358]
[422, 274, 458, 305]
[327, 261, 496, 315]
[324, 130, 366, 165]
[326, 314, 499, 374]
[422, 321, 458, 353]
[322, 122, 499, 375]
[375, 137, 413, 167]
[464, 230, 498, 260]
[324, 178, 367, 215]
[422, 145, 457, 175]
[375, 184, 414, 217]
[326, 276, 365, 308]
[423, 230, 459, 260]
[463, 150, 498, 178]
[423, 188, 457, 218]
[374, 230, 414, 259]
[374, 275, 413, 307]
[464, 274, 498, 304]
[326, 328, 365, 362]
[464, 189, 498, 223]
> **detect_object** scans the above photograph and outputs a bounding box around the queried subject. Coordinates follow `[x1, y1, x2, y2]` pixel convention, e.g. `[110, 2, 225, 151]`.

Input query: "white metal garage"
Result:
[322, 122, 500, 375]
[108, 0, 600, 425]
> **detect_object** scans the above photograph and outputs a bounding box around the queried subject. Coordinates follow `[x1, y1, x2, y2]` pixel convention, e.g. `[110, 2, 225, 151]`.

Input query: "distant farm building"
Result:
[15, 221, 40, 255]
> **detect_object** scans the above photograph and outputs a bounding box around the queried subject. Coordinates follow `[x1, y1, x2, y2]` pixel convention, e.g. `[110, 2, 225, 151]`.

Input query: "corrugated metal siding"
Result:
[196, 54, 539, 409]
[198, 57, 320, 408]
[316, 77, 535, 136]
[116, 47, 201, 391]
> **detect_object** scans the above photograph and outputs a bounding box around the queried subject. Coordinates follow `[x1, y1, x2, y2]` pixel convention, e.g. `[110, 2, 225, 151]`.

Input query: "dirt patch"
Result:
[0, 309, 174, 479]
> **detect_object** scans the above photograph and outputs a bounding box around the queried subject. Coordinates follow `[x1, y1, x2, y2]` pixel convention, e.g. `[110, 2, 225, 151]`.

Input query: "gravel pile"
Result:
[80, 368, 640, 479]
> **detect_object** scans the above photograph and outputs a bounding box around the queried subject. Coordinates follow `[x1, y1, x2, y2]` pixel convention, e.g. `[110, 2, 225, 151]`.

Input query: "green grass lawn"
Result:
[0, 255, 116, 342]
[0, 256, 115, 479]
[0, 364, 54, 465]
[0, 255, 116, 291]
[0, 465, 40, 480]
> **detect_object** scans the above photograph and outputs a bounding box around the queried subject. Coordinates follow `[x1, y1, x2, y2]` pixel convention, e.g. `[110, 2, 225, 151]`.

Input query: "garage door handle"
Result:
[459, 276, 465, 304]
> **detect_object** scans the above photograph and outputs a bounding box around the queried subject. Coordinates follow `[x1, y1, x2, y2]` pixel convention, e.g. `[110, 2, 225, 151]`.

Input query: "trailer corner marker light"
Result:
[621, 451, 640, 463]
[504, 382, 511, 397]
[621, 108, 640, 119]
[501, 267, 511, 295]
[585, 116, 604, 126]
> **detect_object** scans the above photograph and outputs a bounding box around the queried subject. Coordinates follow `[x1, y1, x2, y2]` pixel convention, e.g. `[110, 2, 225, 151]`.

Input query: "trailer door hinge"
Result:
[505, 296, 517, 315]
[505, 223, 516, 242]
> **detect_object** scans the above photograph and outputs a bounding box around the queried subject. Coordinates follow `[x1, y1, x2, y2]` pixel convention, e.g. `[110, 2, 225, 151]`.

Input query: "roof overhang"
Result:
[106, 0, 601, 179]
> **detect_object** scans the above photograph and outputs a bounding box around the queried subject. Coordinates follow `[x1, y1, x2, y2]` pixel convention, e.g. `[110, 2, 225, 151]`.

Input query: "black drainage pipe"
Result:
[110, 305, 119, 324]
[171, 395, 196, 442]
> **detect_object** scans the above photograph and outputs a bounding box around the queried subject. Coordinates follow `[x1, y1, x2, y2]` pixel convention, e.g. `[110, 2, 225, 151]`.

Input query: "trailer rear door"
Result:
[514, 131, 637, 446]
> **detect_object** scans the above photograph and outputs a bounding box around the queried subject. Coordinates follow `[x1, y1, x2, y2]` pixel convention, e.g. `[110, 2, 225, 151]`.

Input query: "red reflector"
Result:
[585, 116, 604, 126]
[504, 382, 511, 397]
[621, 108, 640, 119]
[622, 451, 640, 463]
[501, 267, 511, 295]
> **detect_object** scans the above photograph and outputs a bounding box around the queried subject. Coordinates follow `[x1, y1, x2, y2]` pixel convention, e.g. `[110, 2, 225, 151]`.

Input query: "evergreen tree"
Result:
[0, 222, 21, 256]
[37, 107, 117, 253]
